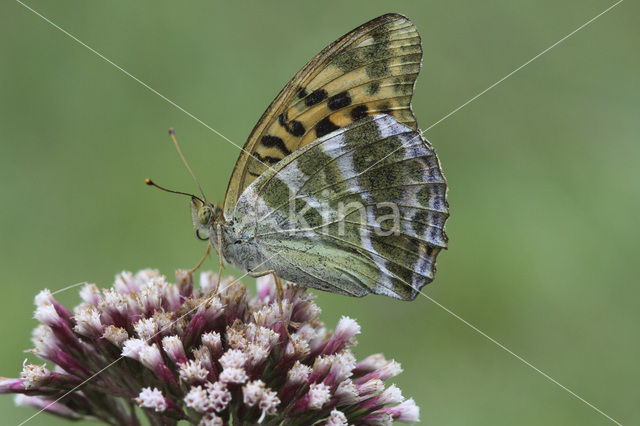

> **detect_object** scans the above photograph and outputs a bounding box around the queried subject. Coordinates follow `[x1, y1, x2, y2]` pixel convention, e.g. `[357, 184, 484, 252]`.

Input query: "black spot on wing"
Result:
[305, 89, 328, 107]
[278, 113, 306, 137]
[315, 117, 340, 138]
[253, 153, 281, 165]
[287, 120, 305, 137]
[350, 105, 369, 121]
[297, 87, 308, 99]
[260, 135, 292, 156]
[327, 91, 352, 110]
[289, 121, 305, 137]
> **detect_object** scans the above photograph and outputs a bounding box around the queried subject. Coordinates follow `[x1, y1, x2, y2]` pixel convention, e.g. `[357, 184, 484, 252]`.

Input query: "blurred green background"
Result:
[1, 0, 638, 424]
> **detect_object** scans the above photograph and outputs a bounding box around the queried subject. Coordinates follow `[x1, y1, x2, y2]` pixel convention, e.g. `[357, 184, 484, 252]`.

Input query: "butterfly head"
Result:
[191, 197, 224, 239]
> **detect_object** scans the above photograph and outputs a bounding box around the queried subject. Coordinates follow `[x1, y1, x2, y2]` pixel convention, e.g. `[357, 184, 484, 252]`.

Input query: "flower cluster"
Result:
[1, 269, 419, 425]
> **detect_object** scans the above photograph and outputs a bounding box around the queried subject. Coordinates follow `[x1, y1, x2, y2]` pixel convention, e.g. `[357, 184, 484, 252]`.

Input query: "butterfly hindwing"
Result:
[233, 115, 448, 300]
[223, 14, 423, 217]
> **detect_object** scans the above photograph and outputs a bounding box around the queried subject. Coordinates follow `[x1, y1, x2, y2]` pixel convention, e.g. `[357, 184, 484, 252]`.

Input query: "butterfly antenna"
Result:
[145, 178, 203, 202]
[169, 128, 207, 201]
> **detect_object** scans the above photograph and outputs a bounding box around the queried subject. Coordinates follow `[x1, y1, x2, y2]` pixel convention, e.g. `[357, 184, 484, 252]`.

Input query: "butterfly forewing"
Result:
[233, 115, 448, 300]
[223, 14, 423, 217]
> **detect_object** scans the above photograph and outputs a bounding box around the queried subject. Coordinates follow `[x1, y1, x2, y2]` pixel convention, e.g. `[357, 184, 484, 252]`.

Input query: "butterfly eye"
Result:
[198, 206, 213, 225]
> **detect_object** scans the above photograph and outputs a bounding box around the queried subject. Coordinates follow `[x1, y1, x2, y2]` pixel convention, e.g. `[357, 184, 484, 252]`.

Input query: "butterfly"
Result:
[152, 13, 449, 302]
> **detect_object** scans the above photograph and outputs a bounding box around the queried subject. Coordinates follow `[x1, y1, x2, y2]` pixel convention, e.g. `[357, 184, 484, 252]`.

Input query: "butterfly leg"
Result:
[213, 223, 224, 295]
[248, 269, 298, 353]
[190, 243, 211, 274]
[273, 273, 301, 353]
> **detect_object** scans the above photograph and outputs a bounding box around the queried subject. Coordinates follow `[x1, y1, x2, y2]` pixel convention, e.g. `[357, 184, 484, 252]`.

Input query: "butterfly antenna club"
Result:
[168, 128, 207, 201]
[145, 178, 203, 202]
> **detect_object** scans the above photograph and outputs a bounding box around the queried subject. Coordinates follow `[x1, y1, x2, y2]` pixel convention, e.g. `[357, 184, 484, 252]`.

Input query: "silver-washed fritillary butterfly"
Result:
[153, 13, 449, 302]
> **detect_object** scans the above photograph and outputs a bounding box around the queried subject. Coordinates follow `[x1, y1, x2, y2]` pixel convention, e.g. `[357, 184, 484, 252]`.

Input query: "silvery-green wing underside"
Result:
[233, 115, 448, 300]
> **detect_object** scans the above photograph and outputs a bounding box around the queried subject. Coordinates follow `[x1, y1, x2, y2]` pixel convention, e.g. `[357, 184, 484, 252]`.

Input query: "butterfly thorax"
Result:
[190, 197, 268, 274]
